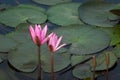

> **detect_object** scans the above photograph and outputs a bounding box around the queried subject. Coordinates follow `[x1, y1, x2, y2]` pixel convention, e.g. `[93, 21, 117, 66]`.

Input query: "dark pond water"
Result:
[0, 0, 120, 80]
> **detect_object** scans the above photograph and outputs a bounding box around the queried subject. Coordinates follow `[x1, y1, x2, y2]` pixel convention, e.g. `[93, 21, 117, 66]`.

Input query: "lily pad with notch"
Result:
[52, 24, 110, 54]
[78, 0, 119, 27]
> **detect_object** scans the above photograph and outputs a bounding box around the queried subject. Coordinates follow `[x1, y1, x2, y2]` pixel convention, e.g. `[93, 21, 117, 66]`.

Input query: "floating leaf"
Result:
[110, 25, 120, 45]
[52, 25, 110, 54]
[99, 25, 120, 46]
[112, 44, 120, 58]
[17, 4, 45, 13]
[71, 55, 92, 66]
[47, 3, 83, 26]
[15, 23, 30, 32]
[0, 5, 47, 27]
[72, 64, 92, 79]
[78, 0, 118, 27]
[32, 0, 72, 5]
[8, 41, 70, 72]
[0, 35, 18, 52]
[6, 32, 31, 44]
[8, 42, 38, 72]
[90, 52, 117, 71]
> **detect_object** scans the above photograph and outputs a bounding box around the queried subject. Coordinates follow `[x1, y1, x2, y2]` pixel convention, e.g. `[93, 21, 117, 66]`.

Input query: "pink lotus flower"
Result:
[29, 24, 52, 46]
[48, 33, 66, 53]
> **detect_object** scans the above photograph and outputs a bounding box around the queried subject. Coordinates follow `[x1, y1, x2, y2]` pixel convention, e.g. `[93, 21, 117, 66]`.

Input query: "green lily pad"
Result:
[72, 64, 92, 79]
[17, 4, 45, 13]
[90, 52, 117, 71]
[71, 55, 92, 66]
[99, 25, 120, 46]
[41, 45, 70, 72]
[78, 0, 118, 27]
[47, 3, 83, 26]
[0, 5, 47, 27]
[0, 35, 18, 52]
[52, 25, 110, 54]
[8, 41, 70, 72]
[112, 44, 120, 58]
[6, 32, 31, 44]
[8, 42, 38, 72]
[32, 0, 72, 5]
[15, 23, 30, 32]
[110, 25, 120, 45]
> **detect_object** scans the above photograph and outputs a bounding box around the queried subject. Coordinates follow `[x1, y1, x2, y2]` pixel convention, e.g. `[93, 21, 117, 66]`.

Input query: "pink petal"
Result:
[41, 25, 48, 40]
[55, 43, 66, 51]
[52, 33, 57, 48]
[36, 24, 41, 31]
[55, 36, 62, 49]
[29, 25, 36, 44]
[35, 25, 41, 42]
[41, 32, 54, 44]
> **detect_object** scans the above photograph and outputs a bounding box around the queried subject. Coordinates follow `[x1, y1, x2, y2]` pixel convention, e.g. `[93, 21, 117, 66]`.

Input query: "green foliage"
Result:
[0, 0, 120, 80]
[32, 0, 72, 5]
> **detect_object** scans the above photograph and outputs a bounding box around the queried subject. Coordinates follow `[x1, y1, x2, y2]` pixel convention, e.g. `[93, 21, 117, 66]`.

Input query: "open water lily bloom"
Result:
[48, 33, 66, 53]
[29, 24, 52, 46]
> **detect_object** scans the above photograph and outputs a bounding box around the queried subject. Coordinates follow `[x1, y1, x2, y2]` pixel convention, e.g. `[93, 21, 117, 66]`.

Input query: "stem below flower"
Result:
[38, 46, 41, 80]
[50, 53, 55, 80]
[105, 53, 110, 80]
[92, 56, 97, 80]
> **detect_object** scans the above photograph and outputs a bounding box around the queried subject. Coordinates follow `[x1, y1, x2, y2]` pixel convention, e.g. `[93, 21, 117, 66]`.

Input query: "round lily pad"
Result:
[78, 0, 118, 27]
[0, 35, 18, 52]
[32, 0, 72, 5]
[6, 32, 31, 44]
[52, 25, 110, 54]
[8, 42, 38, 72]
[72, 64, 92, 79]
[47, 3, 83, 26]
[8, 41, 70, 72]
[0, 5, 47, 27]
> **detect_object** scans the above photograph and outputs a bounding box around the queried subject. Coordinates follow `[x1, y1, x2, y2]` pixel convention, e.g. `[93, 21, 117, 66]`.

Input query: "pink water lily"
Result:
[48, 33, 66, 53]
[29, 24, 52, 46]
